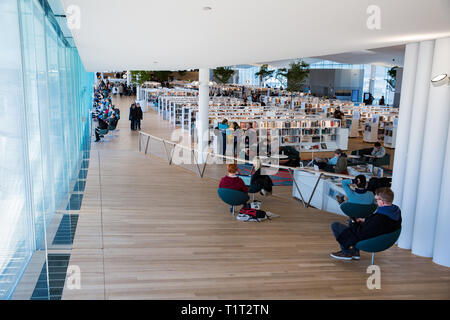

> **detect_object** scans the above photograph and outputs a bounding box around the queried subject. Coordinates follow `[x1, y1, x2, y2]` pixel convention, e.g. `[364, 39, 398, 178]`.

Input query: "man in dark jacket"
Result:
[95, 114, 109, 142]
[330, 187, 401, 260]
[129, 103, 137, 130]
[135, 103, 143, 130]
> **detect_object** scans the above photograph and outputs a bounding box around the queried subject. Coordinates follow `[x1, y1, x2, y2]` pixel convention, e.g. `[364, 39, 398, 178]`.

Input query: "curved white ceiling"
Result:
[62, 0, 450, 71]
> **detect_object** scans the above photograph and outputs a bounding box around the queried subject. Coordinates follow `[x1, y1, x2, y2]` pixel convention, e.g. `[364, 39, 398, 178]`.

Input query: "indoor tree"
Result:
[152, 71, 173, 83]
[276, 60, 310, 92]
[212, 67, 235, 84]
[130, 70, 152, 100]
[255, 64, 274, 86]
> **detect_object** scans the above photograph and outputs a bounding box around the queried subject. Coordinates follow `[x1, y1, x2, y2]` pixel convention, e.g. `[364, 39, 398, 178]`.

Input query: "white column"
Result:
[433, 123, 450, 267]
[136, 85, 141, 100]
[126, 70, 131, 86]
[368, 65, 375, 97]
[197, 68, 210, 163]
[412, 37, 450, 258]
[391, 42, 419, 209]
[397, 40, 435, 249]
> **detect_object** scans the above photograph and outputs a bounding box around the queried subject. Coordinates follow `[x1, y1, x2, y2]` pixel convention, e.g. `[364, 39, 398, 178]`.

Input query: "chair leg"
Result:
[252, 194, 255, 201]
[232, 206, 235, 216]
[371, 252, 375, 265]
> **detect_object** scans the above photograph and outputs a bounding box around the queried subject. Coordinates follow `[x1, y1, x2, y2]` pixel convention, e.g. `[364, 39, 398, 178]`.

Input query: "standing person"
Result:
[231, 122, 242, 158]
[135, 103, 143, 130]
[333, 106, 344, 121]
[129, 103, 137, 130]
[379, 96, 385, 105]
[330, 187, 401, 260]
[119, 83, 124, 97]
[218, 119, 229, 156]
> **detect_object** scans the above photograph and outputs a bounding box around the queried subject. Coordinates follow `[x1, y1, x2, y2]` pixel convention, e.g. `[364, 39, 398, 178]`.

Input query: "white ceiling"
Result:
[61, 0, 450, 72]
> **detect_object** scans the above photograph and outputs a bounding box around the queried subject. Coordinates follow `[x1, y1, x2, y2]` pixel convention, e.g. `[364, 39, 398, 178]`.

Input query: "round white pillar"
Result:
[197, 68, 210, 163]
[369, 65, 375, 97]
[126, 70, 131, 86]
[433, 122, 450, 267]
[412, 37, 450, 258]
[398, 40, 435, 249]
[391, 42, 419, 209]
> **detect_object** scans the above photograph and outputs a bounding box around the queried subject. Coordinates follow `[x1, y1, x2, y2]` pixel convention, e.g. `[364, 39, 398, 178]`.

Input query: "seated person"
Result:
[330, 187, 401, 260]
[94, 114, 108, 142]
[336, 174, 375, 205]
[314, 149, 348, 174]
[365, 142, 386, 161]
[278, 146, 300, 167]
[249, 158, 273, 196]
[107, 113, 118, 130]
[219, 163, 248, 194]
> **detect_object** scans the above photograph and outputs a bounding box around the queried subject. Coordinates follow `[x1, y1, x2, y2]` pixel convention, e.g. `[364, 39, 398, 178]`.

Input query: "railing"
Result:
[138, 131, 355, 209]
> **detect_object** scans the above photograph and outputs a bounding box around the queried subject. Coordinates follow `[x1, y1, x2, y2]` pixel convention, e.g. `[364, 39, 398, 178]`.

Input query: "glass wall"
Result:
[0, 0, 93, 299]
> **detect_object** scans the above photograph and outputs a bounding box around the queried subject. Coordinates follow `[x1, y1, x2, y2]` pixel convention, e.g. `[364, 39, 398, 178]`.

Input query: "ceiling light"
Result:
[431, 73, 449, 87]
[203, 6, 212, 11]
[153, 61, 158, 64]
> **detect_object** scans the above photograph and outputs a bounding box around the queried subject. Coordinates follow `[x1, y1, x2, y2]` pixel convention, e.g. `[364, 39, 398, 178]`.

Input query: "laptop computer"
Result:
[237, 174, 251, 187]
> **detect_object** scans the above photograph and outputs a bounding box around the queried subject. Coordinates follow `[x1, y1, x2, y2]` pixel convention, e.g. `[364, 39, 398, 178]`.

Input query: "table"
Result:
[270, 154, 288, 159]
[292, 168, 354, 216]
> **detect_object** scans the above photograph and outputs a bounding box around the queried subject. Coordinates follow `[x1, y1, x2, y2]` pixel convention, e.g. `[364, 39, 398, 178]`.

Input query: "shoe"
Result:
[336, 195, 344, 204]
[330, 250, 353, 260]
[352, 251, 360, 260]
[95, 139, 100, 142]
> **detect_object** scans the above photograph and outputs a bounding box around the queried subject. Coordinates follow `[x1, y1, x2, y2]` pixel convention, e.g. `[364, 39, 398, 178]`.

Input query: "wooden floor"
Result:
[62, 96, 450, 300]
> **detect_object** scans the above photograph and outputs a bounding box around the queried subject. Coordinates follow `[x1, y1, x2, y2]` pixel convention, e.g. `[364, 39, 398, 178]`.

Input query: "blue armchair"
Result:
[340, 202, 378, 219]
[355, 228, 402, 264]
[217, 188, 249, 215]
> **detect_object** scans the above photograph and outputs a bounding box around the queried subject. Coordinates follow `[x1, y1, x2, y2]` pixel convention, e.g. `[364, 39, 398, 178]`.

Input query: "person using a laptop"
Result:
[219, 163, 248, 194]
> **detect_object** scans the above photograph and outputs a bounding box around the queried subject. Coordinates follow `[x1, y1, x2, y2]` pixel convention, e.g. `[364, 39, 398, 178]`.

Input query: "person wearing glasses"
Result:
[330, 187, 402, 260]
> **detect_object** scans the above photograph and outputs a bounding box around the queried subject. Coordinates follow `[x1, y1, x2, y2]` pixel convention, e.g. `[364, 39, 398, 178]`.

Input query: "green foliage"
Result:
[130, 71, 152, 86]
[213, 67, 235, 84]
[276, 60, 310, 92]
[153, 71, 172, 82]
[255, 64, 274, 84]
[386, 66, 398, 91]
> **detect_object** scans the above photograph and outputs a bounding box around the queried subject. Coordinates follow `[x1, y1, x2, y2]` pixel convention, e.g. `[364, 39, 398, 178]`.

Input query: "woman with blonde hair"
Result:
[249, 157, 273, 196]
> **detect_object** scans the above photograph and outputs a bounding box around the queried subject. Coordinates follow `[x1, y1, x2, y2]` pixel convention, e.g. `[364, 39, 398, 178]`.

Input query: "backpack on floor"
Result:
[238, 207, 270, 222]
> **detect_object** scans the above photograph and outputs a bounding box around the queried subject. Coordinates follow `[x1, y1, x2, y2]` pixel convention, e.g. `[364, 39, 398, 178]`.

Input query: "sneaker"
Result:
[352, 251, 360, 260]
[330, 250, 353, 260]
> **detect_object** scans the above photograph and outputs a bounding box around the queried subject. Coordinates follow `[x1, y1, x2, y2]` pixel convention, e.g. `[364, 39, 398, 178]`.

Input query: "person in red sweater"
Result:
[219, 163, 248, 193]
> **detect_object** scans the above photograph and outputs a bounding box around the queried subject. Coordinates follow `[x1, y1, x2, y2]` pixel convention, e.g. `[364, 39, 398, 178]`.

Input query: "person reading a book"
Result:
[363, 142, 386, 162]
[313, 149, 348, 174]
[219, 163, 248, 194]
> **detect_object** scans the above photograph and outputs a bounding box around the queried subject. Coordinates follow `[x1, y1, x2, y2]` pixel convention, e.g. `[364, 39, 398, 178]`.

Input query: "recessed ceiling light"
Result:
[203, 6, 212, 11]
[431, 73, 449, 87]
